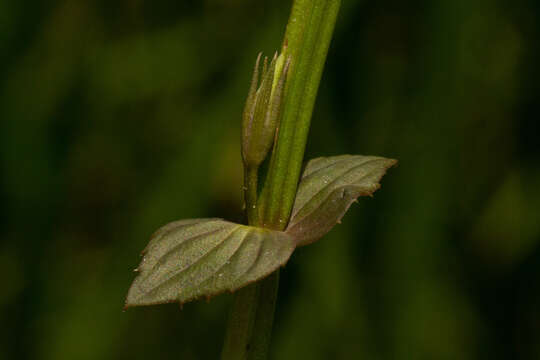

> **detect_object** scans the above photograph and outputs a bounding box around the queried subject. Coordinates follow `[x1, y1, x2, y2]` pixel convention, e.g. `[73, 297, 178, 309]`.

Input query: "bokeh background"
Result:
[2, 0, 540, 359]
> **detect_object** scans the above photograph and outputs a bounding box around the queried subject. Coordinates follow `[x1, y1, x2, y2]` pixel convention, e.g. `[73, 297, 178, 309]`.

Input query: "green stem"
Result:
[244, 166, 259, 225]
[246, 271, 279, 357]
[221, 1, 340, 359]
[220, 282, 260, 359]
[260, 0, 341, 229]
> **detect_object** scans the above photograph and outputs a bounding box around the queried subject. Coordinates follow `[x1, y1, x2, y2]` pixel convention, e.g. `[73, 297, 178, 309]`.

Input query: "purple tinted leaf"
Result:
[286, 155, 397, 246]
[125, 218, 295, 307]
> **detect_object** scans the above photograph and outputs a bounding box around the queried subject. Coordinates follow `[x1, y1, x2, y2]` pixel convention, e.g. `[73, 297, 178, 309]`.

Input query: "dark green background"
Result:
[2, 0, 540, 359]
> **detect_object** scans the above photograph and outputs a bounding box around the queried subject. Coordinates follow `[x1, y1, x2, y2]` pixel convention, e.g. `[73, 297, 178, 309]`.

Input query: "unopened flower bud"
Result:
[242, 52, 291, 168]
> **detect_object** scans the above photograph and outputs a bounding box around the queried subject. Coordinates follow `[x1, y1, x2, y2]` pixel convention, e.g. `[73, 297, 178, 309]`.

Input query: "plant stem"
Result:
[221, 1, 340, 359]
[220, 282, 260, 359]
[260, 0, 341, 229]
[244, 166, 259, 224]
[220, 271, 279, 360]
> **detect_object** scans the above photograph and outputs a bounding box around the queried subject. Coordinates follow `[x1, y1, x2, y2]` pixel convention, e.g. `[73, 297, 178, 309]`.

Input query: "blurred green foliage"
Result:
[1, 0, 540, 359]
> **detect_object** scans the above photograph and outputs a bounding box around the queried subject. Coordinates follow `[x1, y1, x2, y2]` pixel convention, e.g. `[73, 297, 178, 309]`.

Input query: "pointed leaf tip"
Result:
[286, 155, 397, 246]
[125, 218, 296, 308]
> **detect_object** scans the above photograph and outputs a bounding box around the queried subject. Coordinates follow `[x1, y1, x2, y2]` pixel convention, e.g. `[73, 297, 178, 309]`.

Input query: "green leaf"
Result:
[286, 155, 397, 246]
[125, 218, 295, 307]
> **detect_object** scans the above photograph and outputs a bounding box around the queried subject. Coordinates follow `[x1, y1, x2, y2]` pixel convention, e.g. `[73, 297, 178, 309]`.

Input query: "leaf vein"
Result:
[290, 158, 384, 225]
[141, 226, 241, 296]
